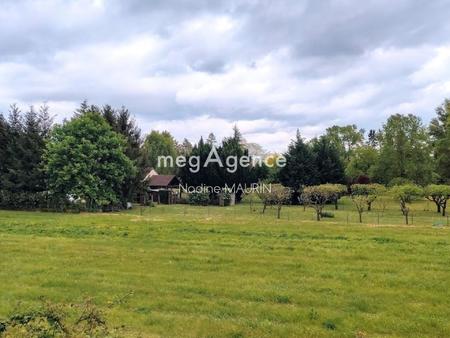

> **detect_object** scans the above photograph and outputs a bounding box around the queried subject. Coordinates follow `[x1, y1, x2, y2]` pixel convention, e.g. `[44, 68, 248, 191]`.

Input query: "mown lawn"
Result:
[0, 199, 449, 337]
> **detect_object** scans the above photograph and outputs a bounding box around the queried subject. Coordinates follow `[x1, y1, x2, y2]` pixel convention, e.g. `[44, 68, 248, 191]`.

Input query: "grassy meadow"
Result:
[0, 197, 449, 337]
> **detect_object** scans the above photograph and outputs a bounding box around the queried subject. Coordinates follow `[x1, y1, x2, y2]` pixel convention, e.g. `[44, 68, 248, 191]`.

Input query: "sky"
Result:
[1, 0, 450, 152]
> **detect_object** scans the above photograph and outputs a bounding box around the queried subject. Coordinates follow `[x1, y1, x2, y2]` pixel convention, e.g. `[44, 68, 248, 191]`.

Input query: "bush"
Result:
[0, 190, 127, 212]
[388, 177, 412, 187]
[320, 211, 335, 218]
[222, 190, 232, 202]
[0, 299, 119, 337]
[322, 320, 337, 330]
[188, 191, 210, 206]
[355, 175, 371, 184]
[0, 190, 45, 210]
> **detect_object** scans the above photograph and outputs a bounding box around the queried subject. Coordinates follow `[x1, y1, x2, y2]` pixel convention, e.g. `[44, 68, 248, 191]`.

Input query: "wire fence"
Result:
[133, 202, 450, 227]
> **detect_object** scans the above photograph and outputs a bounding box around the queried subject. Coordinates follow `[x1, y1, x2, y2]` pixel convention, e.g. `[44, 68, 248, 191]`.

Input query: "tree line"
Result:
[0, 98, 449, 211]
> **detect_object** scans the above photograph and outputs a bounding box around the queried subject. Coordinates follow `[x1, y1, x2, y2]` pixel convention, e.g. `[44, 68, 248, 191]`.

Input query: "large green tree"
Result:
[430, 99, 450, 183]
[1, 104, 25, 192]
[100, 104, 142, 203]
[0, 114, 9, 187]
[375, 114, 433, 185]
[22, 106, 47, 192]
[45, 112, 134, 209]
[219, 126, 254, 201]
[311, 136, 345, 184]
[278, 131, 317, 191]
[179, 137, 221, 188]
[0, 104, 52, 193]
[325, 124, 365, 163]
[141, 130, 178, 174]
[177, 138, 193, 156]
[345, 145, 379, 181]
[180, 127, 262, 202]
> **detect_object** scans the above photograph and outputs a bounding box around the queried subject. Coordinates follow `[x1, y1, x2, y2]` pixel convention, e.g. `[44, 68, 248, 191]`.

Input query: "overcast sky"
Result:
[1, 0, 450, 151]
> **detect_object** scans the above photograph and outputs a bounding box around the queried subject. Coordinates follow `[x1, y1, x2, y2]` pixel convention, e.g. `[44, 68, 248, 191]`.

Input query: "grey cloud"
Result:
[1, 0, 450, 150]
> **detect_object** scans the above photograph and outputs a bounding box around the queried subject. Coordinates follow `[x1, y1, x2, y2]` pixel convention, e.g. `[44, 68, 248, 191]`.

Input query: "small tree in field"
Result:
[272, 186, 291, 219]
[257, 185, 290, 219]
[321, 184, 347, 209]
[390, 184, 423, 224]
[351, 195, 367, 223]
[257, 188, 272, 214]
[351, 183, 386, 211]
[424, 185, 450, 216]
[375, 195, 390, 216]
[301, 185, 335, 221]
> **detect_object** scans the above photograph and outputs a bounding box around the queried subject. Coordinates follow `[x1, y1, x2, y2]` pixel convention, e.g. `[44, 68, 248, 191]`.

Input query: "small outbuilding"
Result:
[142, 168, 181, 204]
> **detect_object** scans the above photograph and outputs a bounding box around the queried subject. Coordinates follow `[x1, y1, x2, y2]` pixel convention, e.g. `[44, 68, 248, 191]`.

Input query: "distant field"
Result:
[1, 198, 449, 337]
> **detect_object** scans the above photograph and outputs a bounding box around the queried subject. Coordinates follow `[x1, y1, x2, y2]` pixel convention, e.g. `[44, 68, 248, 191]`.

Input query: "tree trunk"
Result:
[359, 212, 362, 223]
[262, 203, 267, 214]
[334, 199, 338, 210]
[367, 202, 372, 211]
[405, 212, 409, 225]
[436, 202, 441, 213]
[316, 210, 321, 221]
[277, 205, 281, 219]
[442, 201, 447, 216]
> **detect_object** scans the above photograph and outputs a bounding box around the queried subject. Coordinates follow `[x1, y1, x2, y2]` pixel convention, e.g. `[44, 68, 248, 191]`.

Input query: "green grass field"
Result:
[1, 197, 449, 337]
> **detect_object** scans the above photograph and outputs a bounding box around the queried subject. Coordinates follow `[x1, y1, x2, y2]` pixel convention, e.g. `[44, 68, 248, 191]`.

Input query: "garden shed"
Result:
[143, 169, 181, 204]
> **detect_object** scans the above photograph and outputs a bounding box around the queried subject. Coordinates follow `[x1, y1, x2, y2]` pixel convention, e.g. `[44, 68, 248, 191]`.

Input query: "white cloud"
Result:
[1, 0, 450, 151]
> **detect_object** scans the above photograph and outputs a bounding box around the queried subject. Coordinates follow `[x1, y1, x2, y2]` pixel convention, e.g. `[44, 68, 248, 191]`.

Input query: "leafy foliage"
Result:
[301, 185, 337, 221]
[319, 183, 347, 210]
[352, 185, 386, 223]
[0, 299, 118, 337]
[351, 183, 386, 211]
[1, 97, 450, 211]
[390, 184, 423, 224]
[101, 104, 142, 203]
[278, 131, 317, 191]
[375, 114, 433, 185]
[325, 124, 364, 163]
[257, 184, 291, 218]
[44, 112, 135, 210]
[188, 190, 210, 205]
[345, 145, 379, 181]
[424, 184, 450, 216]
[310, 136, 345, 184]
[142, 130, 178, 174]
[430, 99, 450, 183]
[180, 128, 262, 202]
[0, 104, 51, 206]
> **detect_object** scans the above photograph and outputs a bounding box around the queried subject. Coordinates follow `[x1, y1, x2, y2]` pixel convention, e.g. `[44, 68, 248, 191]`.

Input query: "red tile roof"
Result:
[147, 175, 179, 187]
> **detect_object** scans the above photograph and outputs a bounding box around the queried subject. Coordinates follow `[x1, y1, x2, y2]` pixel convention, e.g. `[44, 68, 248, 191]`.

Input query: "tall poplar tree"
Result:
[430, 99, 450, 183]
[375, 114, 433, 185]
